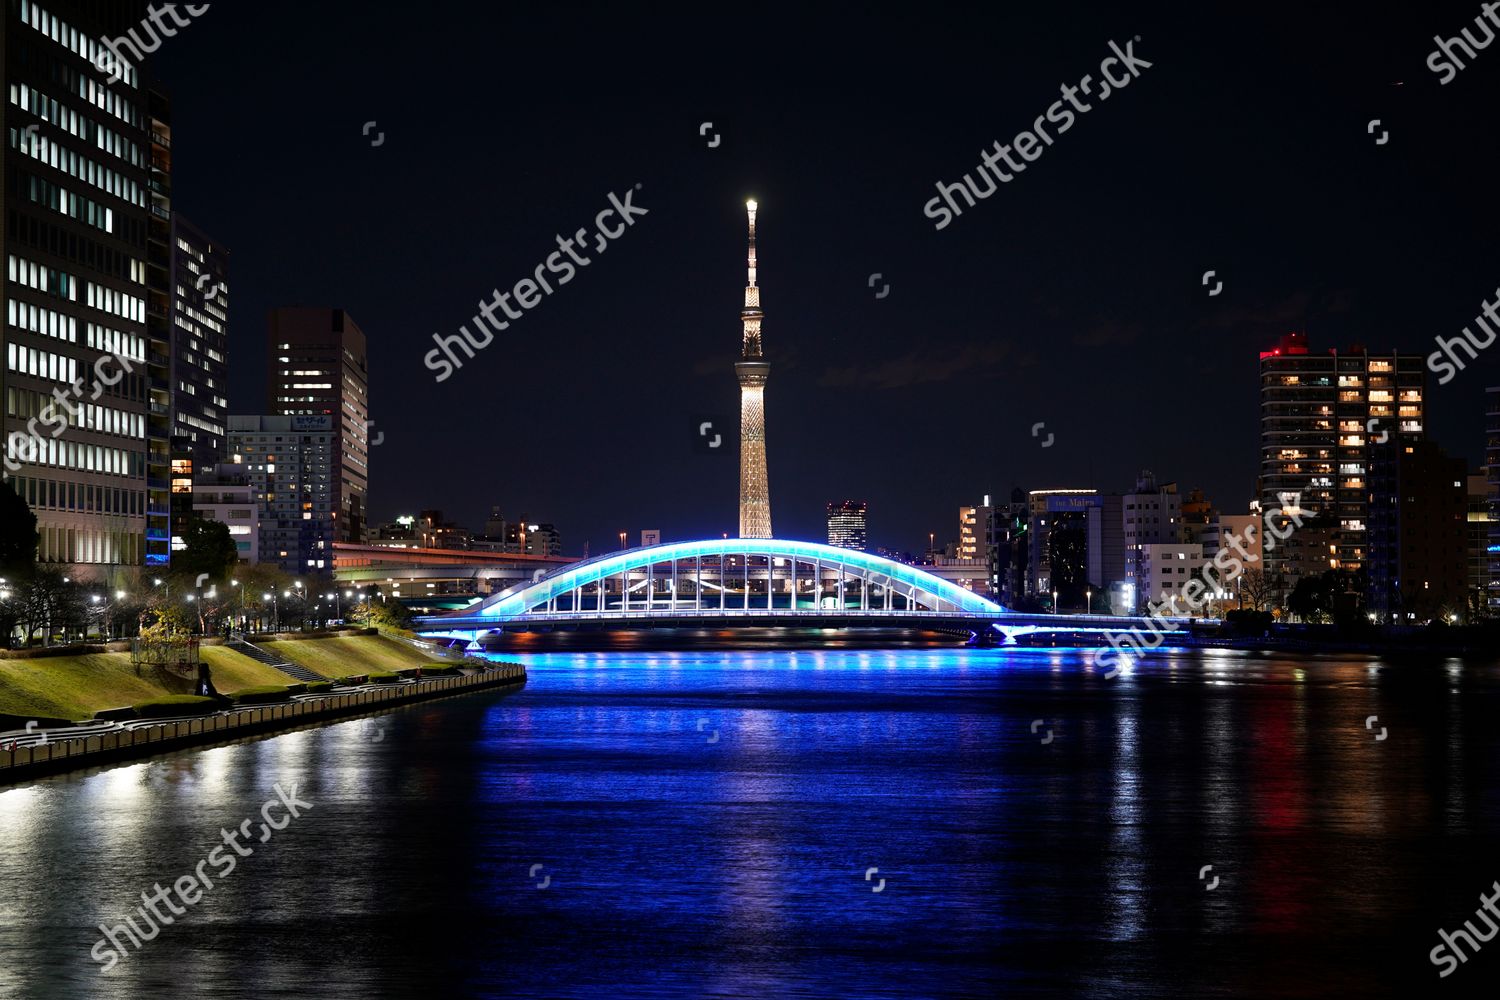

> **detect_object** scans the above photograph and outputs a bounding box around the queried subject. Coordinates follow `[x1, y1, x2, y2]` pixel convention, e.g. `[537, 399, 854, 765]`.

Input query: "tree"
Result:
[16, 568, 85, 646]
[1288, 569, 1364, 625]
[1287, 575, 1331, 623]
[1237, 569, 1278, 612]
[0, 479, 38, 576]
[174, 517, 239, 585]
[350, 596, 413, 630]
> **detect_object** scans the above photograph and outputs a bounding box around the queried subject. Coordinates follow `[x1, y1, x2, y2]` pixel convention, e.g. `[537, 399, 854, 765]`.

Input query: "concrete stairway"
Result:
[226, 637, 324, 684]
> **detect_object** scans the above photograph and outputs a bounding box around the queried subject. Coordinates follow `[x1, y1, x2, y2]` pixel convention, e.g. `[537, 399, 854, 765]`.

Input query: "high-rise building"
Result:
[989, 488, 1029, 608]
[959, 497, 993, 563]
[1367, 439, 1467, 621]
[1086, 472, 1181, 613]
[1467, 472, 1490, 611]
[3, 1, 159, 569]
[169, 213, 228, 469]
[1028, 489, 1099, 604]
[266, 308, 369, 543]
[736, 199, 771, 538]
[143, 86, 172, 567]
[191, 463, 258, 565]
[1489, 386, 1500, 612]
[826, 500, 868, 551]
[1258, 333, 1426, 589]
[227, 415, 335, 574]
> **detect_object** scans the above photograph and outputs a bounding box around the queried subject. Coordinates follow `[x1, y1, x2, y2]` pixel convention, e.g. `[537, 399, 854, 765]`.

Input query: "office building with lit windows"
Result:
[227, 414, 335, 574]
[169, 213, 227, 468]
[826, 500, 867, 551]
[267, 307, 369, 543]
[191, 462, 258, 565]
[1257, 333, 1425, 592]
[3, 0, 160, 568]
[958, 498, 992, 563]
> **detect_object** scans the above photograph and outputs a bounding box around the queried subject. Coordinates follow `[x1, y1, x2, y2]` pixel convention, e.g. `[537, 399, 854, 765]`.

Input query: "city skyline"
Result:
[29, 3, 1482, 556]
[5, 8, 1500, 999]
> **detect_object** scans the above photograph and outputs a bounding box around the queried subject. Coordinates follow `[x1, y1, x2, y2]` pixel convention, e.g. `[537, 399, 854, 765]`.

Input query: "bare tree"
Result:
[1237, 569, 1278, 612]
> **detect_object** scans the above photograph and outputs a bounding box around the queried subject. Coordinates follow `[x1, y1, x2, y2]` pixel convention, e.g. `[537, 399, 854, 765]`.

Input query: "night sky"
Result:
[152, 2, 1500, 555]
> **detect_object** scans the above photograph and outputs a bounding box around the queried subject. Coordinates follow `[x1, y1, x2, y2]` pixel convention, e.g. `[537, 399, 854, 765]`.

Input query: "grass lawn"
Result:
[0, 647, 299, 721]
[260, 634, 441, 679]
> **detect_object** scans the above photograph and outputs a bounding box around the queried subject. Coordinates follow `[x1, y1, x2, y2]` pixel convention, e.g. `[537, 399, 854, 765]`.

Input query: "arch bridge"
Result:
[414, 539, 1189, 645]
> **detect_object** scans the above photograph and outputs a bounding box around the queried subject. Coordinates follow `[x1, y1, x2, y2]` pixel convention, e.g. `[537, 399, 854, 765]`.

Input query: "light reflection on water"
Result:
[0, 646, 1497, 999]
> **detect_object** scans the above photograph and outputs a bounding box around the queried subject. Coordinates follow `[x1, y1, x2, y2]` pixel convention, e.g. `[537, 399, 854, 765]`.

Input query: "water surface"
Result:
[2, 647, 1498, 998]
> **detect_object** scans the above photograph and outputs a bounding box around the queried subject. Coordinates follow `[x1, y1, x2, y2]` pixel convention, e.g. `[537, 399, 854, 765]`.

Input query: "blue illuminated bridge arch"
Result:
[413, 538, 1195, 644]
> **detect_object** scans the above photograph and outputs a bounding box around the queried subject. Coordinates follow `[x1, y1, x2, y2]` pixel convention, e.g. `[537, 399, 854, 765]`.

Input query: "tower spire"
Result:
[736, 198, 772, 537]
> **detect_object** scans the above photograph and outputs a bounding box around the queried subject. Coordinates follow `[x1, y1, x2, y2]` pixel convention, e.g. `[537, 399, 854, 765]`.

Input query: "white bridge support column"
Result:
[744, 555, 750, 611]
[815, 559, 822, 610]
[695, 556, 701, 612]
[647, 562, 654, 614]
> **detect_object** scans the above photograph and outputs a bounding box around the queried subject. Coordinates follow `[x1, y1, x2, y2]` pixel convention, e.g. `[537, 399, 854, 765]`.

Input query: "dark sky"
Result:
[152, 2, 1500, 555]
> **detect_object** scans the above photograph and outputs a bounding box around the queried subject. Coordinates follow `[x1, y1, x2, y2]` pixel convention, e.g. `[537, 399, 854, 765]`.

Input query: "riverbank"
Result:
[0, 631, 466, 722]
[0, 664, 525, 785]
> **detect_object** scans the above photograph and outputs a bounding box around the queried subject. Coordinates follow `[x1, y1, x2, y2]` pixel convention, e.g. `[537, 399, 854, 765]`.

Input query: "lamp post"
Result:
[264, 592, 278, 632]
[619, 531, 627, 551]
[1052, 589, 1059, 614]
[1086, 588, 1093, 616]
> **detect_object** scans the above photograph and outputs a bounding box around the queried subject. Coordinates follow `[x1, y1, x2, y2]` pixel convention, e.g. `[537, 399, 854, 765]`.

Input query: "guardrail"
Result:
[0, 665, 525, 783]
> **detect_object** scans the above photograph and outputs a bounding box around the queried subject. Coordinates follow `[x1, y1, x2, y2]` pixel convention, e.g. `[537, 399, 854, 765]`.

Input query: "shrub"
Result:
[133, 696, 219, 718]
[231, 685, 293, 705]
[335, 674, 368, 687]
[367, 672, 400, 684]
[306, 681, 333, 693]
[420, 662, 462, 675]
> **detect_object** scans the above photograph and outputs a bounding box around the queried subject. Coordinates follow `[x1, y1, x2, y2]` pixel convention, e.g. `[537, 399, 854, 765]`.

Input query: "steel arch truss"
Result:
[449, 538, 1006, 623]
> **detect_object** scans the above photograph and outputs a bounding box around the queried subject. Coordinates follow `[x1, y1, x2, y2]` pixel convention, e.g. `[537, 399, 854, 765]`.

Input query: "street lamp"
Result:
[1086, 588, 1093, 615]
[264, 592, 278, 631]
[1052, 589, 1059, 614]
[620, 531, 627, 551]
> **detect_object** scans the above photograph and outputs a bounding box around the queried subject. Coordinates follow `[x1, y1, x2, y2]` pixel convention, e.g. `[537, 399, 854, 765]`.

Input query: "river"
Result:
[1, 646, 1497, 998]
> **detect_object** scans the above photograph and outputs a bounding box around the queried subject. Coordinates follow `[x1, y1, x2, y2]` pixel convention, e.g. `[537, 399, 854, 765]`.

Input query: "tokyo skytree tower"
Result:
[736, 199, 772, 538]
